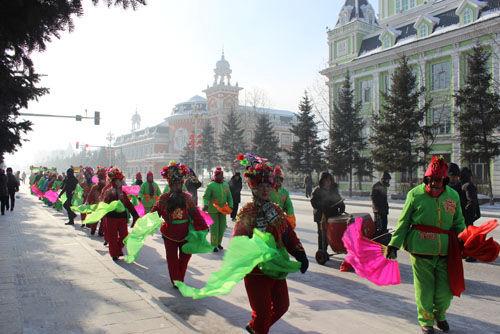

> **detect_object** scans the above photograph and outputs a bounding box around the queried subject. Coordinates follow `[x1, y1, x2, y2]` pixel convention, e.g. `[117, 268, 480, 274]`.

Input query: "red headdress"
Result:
[273, 165, 284, 178]
[213, 166, 223, 176]
[147, 171, 154, 178]
[425, 156, 448, 179]
[237, 153, 274, 189]
[107, 167, 124, 181]
[135, 172, 142, 179]
[96, 166, 107, 180]
[160, 161, 190, 185]
[83, 166, 94, 176]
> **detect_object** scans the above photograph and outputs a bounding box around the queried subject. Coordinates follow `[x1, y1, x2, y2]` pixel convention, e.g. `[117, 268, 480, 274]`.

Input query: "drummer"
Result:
[310, 172, 348, 269]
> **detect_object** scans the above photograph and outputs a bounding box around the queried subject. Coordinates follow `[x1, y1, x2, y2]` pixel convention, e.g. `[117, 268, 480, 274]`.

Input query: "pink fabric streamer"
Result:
[122, 185, 140, 196]
[44, 190, 59, 203]
[91, 176, 98, 184]
[31, 185, 44, 198]
[342, 217, 401, 286]
[135, 203, 146, 217]
[199, 208, 214, 227]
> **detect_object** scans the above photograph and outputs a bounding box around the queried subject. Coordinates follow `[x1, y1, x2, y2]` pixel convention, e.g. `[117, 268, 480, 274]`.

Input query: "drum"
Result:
[326, 213, 351, 253]
[350, 213, 376, 239]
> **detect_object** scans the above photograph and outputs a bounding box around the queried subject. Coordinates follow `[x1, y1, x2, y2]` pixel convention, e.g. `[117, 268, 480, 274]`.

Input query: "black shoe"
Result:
[10, 208, 13, 211]
[436, 320, 449, 333]
[421, 326, 435, 334]
[213, 247, 218, 252]
[98, 232, 104, 237]
[90, 231, 95, 236]
[65, 221, 74, 225]
[245, 324, 255, 334]
[217, 244, 223, 250]
[465, 257, 477, 263]
[80, 224, 86, 228]
[112, 256, 119, 261]
[103, 241, 108, 246]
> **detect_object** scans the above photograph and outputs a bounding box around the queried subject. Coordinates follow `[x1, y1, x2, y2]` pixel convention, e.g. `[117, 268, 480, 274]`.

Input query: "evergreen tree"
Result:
[370, 56, 430, 187]
[219, 108, 246, 166]
[252, 113, 281, 164]
[0, 0, 145, 161]
[198, 121, 218, 172]
[455, 45, 500, 204]
[180, 134, 203, 173]
[328, 72, 368, 196]
[287, 92, 325, 178]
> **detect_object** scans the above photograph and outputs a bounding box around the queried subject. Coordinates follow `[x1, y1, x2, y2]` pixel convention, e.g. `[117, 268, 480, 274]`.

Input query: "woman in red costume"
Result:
[85, 167, 107, 236]
[233, 154, 309, 334]
[151, 162, 208, 288]
[101, 167, 138, 260]
[79, 167, 94, 228]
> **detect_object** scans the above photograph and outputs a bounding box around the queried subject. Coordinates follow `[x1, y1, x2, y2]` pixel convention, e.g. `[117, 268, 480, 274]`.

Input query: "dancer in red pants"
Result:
[101, 167, 138, 261]
[85, 167, 107, 236]
[151, 161, 208, 288]
[233, 153, 309, 334]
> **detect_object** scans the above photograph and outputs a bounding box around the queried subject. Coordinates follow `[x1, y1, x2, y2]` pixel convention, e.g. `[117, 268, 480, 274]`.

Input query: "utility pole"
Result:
[192, 104, 203, 176]
[106, 132, 115, 167]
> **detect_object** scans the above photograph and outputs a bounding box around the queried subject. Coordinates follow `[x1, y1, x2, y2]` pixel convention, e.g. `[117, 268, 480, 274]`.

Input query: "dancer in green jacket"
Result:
[202, 167, 233, 252]
[269, 166, 296, 229]
[386, 156, 465, 334]
[139, 171, 161, 213]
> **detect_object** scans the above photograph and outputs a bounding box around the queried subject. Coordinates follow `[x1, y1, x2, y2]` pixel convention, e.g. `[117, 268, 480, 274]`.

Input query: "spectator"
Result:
[229, 172, 242, 221]
[6, 167, 20, 212]
[0, 169, 8, 215]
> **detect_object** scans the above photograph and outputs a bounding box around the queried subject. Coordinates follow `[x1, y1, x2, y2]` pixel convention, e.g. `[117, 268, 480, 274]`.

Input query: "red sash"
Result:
[412, 225, 464, 297]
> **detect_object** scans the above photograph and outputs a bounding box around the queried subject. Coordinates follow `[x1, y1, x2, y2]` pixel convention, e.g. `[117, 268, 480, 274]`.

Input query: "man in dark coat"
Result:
[304, 175, 313, 198]
[185, 169, 202, 205]
[58, 168, 79, 225]
[0, 169, 8, 215]
[447, 163, 462, 195]
[460, 167, 481, 263]
[6, 167, 19, 211]
[371, 171, 391, 235]
[310, 171, 345, 253]
[229, 172, 243, 221]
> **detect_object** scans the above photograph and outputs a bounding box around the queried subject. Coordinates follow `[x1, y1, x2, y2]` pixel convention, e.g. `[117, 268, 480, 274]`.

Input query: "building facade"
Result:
[114, 53, 297, 178]
[321, 0, 500, 195]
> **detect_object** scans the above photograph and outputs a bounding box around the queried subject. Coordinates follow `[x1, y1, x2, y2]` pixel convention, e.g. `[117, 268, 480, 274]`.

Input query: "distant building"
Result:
[114, 52, 297, 178]
[321, 0, 500, 194]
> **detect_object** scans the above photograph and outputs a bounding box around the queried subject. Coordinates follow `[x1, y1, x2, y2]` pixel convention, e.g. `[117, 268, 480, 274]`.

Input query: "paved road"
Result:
[84, 191, 500, 334]
[6, 189, 500, 334]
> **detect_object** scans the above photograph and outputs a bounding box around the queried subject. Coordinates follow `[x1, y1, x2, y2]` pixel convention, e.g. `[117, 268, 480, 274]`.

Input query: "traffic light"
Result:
[76, 141, 79, 149]
[94, 111, 100, 125]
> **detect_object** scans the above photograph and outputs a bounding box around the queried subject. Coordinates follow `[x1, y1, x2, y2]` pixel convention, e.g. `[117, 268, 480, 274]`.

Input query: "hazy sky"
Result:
[6, 0, 379, 171]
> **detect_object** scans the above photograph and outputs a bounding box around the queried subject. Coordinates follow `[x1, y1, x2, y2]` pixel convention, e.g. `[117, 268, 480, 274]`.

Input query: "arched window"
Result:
[463, 7, 473, 25]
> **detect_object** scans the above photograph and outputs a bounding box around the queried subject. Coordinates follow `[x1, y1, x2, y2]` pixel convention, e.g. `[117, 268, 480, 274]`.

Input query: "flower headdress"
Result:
[107, 167, 124, 180]
[83, 166, 94, 176]
[160, 161, 190, 185]
[236, 153, 274, 189]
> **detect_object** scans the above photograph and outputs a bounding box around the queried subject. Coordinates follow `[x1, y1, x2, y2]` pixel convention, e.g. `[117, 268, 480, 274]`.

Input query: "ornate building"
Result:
[114, 53, 297, 178]
[321, 0, 500, 194]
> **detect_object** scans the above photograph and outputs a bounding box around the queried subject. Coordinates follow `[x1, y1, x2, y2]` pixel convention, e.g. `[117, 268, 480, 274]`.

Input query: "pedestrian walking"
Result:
[21, 171, 26, 184]
[304, 174, 313, 198]
[371, 171, 391, 237]
[229, 172, 242, 222]
[185, 169, 202, 205]
[0, 169, 8, 215]
[385, 156, 465, 334]
[134, 172, 143, 186]
[58, 168, 79, 225]
[6, 168, 20, 212]
[203, 167, 233, 252]
[460, 167, 481, 263]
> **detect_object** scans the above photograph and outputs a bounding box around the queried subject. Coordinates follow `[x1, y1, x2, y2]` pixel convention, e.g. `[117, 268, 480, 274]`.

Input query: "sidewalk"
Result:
[0, 190, 193, 334]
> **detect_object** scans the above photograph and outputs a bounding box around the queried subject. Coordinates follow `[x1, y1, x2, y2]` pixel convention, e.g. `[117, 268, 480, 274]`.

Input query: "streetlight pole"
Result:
[106, 132, 114, 166]
[192, 105, 203, 176]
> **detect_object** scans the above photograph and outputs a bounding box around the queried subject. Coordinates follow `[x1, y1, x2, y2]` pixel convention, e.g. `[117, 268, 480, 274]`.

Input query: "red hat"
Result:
[147, 171, 153, 178]
[213, 166, 223, 176]
[107, 167, 124, 180]
[135, 172, 142, 179]
[96, 167, 107, 179]
[273, 165, 284, 178]
[84, 166, 94, 176]
[425, 156, 448, 179]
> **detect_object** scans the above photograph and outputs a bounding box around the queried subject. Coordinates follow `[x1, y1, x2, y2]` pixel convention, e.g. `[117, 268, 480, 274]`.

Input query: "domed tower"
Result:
[327, 0, 380, 66]
[203, 51, 243, 114]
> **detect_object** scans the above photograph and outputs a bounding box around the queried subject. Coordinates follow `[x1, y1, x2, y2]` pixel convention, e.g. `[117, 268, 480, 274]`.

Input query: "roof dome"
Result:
[336, 0, 378, 27]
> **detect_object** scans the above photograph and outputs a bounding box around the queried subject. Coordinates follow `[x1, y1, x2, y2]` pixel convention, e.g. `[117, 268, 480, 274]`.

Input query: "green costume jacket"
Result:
[203, 181, 233, 214]
[270, 187, 294, 216]
[139, 182, 161, 209]
[389, 184, 466, 256]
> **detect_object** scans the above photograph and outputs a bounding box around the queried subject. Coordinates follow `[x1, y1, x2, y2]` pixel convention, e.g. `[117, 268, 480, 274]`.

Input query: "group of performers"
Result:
[27, 155, 498, 334]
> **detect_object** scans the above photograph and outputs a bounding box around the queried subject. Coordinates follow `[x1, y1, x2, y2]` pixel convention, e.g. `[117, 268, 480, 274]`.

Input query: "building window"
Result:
[361, 80, 372, 104]
[396, 0, 416, 13]
[418, 24, 428, 38]
[280, 133, 292, 147]
[431, 106, 451, 135]
[471, 159, 488, 183]
[382, 35, 392, 49]
[382, 73, 391, 93]
[336, 39, 348, 58]
[431, 61, 451, 90]
[463, 7, 473, 25]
